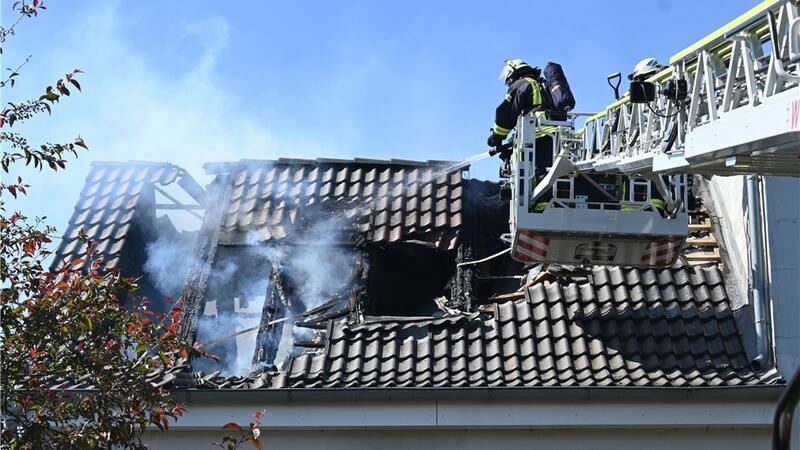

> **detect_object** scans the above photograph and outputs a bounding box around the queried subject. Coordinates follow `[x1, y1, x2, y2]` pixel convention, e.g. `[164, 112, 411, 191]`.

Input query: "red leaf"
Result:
[57, 82, 70, 96]
[69, 78, 82, 91]
[254, 410, 266, 421]
[8, 185, 17, 198]
[74, 137, 88, 149]
[222, 422, 243, 432]
[70, 258, 86, 267]
[33, 0, 39, 6]
[23, 239, 37, 256]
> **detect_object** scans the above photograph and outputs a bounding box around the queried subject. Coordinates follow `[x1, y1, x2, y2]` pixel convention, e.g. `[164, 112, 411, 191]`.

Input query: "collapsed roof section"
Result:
[178, 158, 470, 374]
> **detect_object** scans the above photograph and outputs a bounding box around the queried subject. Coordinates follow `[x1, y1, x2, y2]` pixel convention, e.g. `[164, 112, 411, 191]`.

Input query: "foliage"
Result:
[213, 411, 266, 450]
[0, 2, 204, 449]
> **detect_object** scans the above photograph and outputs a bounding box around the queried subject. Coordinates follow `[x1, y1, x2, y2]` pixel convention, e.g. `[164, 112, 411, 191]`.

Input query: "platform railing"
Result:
[576, 0, 800, 176]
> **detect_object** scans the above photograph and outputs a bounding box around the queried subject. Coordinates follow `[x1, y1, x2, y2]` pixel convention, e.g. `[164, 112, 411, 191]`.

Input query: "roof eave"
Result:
[172, 384, 785, 404]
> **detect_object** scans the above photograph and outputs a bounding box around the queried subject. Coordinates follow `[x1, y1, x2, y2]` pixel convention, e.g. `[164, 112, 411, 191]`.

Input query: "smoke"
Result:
[271, 216, 355, 367]
[191, 250, 266, 376]
[195, 293, 266, 376]
[284, 217, 354, 312]
[160, 204, 356, 377]
[143, 234, 197, 299]
[140, 157, 417, 376]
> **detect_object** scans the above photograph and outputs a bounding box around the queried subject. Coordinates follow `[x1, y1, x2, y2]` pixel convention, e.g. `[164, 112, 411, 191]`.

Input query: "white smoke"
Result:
[143, 234, 197, 298]
[271, 216, 355, 367]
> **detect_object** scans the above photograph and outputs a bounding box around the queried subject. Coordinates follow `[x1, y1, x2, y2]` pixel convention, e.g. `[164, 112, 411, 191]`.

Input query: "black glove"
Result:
[487, 133, 505, 147]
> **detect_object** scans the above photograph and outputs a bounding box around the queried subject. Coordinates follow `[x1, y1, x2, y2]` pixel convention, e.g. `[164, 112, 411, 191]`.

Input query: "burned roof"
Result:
[205, 158, 464, 250]
[52, 159, 780, 392]
[202, 263, 775, 389]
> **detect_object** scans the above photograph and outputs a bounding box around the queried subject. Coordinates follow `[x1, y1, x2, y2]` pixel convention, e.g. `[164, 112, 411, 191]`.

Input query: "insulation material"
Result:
[695, 175, 750, 310]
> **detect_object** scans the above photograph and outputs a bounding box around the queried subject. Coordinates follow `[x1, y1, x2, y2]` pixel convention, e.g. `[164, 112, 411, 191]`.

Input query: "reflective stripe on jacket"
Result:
[492, 77, 546, 136]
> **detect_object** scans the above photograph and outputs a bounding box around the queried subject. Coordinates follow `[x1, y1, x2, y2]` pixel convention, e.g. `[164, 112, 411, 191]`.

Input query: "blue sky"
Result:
[4, 0, 756, 232]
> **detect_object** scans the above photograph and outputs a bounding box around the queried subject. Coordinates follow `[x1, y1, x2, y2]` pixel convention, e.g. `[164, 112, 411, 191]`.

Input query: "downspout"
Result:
[746, 175, 770, 372]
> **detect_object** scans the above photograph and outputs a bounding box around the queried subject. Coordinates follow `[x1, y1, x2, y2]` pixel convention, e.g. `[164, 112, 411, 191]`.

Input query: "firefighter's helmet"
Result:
[628, 57, 664, 81]
[500, 59, 538, 86]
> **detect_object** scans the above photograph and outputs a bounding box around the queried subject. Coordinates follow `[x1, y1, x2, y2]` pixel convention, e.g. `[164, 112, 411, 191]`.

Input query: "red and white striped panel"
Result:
[640, 238, 684, 267]
[512, 230, 551, 263]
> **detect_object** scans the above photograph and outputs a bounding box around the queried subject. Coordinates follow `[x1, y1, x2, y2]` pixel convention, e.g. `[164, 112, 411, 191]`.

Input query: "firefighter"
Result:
[486, 59, 549, 149]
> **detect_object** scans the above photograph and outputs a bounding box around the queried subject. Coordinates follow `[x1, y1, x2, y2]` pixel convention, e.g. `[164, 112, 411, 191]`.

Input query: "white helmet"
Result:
[500, 59, 537, 86]
[628, 57, 664, 81]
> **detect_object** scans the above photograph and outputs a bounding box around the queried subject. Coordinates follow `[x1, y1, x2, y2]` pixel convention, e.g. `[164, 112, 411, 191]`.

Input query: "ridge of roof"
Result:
[203, 158, 463, 175]
[89, 160, 179, 168]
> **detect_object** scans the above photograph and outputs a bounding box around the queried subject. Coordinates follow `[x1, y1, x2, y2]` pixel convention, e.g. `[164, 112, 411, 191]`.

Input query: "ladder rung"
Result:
[685, 248, 721, 261]
[686, 237, 718, 247]
[689, 221, 712, 231]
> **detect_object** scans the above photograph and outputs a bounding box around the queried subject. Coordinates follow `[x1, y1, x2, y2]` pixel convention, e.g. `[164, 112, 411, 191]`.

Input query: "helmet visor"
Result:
[499, 61, 514, 85]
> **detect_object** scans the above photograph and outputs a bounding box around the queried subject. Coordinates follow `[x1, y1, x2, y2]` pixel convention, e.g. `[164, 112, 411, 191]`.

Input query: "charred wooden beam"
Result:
[252, 266, 290, 367]
[179, 175, 233, 343]
[294, 339, 325, 348]
[155, 203, 204, 210]
[177, 169, 207, 206]
[295, 296, 340, 319]
[450, 243, 477, 311]
[295, 305, 350, 329]
[153, 185, 203, 220]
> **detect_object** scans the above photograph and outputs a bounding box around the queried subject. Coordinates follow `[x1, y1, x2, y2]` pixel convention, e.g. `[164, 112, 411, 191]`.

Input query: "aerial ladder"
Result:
[505, 0, 800, 268]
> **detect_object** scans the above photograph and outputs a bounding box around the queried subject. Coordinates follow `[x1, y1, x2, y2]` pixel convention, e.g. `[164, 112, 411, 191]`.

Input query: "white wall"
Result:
[765, 177, 800, 375]
[763, 176, 800, 450]
[146, 427, 770, 450]
[700, 175, 749, 309]
[143, 392, 780, 450]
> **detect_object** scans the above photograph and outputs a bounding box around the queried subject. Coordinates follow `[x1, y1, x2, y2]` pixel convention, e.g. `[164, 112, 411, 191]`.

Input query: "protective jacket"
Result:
[492, 77, 549, 137]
